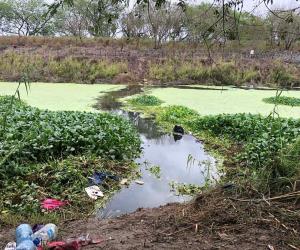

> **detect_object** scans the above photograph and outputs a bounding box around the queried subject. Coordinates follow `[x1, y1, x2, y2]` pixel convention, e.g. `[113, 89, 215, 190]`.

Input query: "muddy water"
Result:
[96, 86, 217, 218]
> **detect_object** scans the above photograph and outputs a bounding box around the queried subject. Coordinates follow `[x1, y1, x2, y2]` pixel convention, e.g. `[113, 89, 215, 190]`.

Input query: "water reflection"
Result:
[95, 87, 217, 218]
[99, 110, 216, 218]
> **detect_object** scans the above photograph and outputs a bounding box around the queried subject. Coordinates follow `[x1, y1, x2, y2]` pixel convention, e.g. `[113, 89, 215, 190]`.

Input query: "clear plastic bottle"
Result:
[16, 224, 33, 245]
[31, 223, 58, 246]
[16, 240, 36, 250]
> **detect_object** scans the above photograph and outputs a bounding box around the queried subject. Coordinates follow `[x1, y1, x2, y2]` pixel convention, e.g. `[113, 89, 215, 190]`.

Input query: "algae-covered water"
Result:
[1, 82, 300, 118]
[148, 86, 300, 118]
[0, 82, 125, 112]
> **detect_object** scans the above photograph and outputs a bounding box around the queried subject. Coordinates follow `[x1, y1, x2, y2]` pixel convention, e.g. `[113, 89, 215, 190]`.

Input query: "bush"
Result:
[263, 96, 300, 107]
[268, 64, 295, 87]
[129, 95, 163, 106]
[0, 96, 141, 175]
[157, 105, 198, 124]
[209, 62, 237, 85]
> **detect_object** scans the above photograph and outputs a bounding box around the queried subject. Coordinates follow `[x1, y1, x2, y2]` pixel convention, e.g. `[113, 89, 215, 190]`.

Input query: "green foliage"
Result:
[263, 96, 300, 107]
[157, 105, 198, 124]
[241, 69, 261, 83]
[169, 181, 202, 195]
[209, 62, 237, 85]
[156, 105, 300, 192]
[0, 52, 127, 83]
[268, 64, 295, 87]
[148, 165, 161, 178]
[0, 96, 141, 175]
[128, 95, 163, 106]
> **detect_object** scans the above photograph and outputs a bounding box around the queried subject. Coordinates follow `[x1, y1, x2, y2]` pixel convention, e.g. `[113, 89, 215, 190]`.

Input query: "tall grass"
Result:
[0, 52, 128, 83]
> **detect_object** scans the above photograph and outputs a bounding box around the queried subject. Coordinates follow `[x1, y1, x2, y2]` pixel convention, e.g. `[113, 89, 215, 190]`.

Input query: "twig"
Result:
[229, 191, 300, 203]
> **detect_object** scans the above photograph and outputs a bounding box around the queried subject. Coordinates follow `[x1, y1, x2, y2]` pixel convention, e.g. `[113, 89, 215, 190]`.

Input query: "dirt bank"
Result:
[1, 189, 299, 249]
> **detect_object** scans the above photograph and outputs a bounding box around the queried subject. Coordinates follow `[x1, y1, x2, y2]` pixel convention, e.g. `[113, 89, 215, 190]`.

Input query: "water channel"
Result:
[95, 86, 217, 218]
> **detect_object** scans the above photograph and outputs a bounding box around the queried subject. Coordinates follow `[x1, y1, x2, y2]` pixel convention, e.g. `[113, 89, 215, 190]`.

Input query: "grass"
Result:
[0, 82, 125, 112]
[0, 52, 128, 83]
[263, 96, 300, 107]
[147, 87, 300, 119]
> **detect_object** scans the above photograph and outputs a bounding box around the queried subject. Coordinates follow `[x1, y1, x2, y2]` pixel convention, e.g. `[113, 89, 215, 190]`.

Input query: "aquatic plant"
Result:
[128, 95, 163, 106]
[147, 165, 161, 178]
[263, 96, 300, 107]
[169, 181, 202, 195]
[0, 96, 141, 175]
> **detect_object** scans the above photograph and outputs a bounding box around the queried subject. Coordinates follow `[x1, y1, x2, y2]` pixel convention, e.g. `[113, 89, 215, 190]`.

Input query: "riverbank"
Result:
[1, 189, 299, 249]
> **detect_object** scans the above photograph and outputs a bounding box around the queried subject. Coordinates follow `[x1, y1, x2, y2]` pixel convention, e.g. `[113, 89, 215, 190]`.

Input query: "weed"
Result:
[128, 95, 163, 106]
[169, 181, 202, 195]
[263, 96, 300, 107]
[148, 165, 161, 178]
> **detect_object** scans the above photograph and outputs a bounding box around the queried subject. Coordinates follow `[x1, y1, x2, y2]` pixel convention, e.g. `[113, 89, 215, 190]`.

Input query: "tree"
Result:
[83, 0, 125, 37]
[54, 0, 89, 37]
[0, 0, 54, 36]
[267, 11, 300, 50]
[120, 6, 147, 39]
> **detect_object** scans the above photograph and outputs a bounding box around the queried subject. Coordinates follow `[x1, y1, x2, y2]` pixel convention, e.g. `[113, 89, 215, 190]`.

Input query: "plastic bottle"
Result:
[16, 240, 36, 250]
[15, 224, 33, 245]
[31, 223, 58, 246]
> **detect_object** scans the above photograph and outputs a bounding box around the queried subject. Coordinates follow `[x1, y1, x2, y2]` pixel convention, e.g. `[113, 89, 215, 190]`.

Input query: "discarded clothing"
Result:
[88, 171, 119, 186]
[41, 199, 68, 211]
[32, 224, 44, 233]
[47, 241, 80, 250]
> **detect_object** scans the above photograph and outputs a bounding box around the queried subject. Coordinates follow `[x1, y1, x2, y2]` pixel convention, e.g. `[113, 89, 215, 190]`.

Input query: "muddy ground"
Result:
[1, 189, 299, 249]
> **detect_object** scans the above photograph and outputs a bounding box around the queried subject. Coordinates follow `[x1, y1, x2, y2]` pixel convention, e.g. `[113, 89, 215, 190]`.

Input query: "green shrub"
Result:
[209, 62, 237, 85]
[268, 64, 294, 87]
[157, 105, 198, 124]
[0, 96, 141, 176]
[149, 61, 176, 82]
[241, 69, 261, 83]
[263, 96, 300, 107]
[129, 95, 163, 106]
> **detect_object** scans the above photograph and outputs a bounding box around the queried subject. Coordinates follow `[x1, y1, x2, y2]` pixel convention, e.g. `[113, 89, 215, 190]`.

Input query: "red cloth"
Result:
[41, 198, 68, 210]
[47, 241, 80, 250]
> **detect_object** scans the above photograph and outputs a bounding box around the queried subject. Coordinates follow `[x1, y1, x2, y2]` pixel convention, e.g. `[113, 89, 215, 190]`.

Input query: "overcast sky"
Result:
[47, 0, 300, 16]
[184, 0, 300, 16]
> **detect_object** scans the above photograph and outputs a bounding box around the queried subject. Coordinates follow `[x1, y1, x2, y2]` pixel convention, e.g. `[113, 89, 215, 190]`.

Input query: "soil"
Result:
[1, 189, 299, 249]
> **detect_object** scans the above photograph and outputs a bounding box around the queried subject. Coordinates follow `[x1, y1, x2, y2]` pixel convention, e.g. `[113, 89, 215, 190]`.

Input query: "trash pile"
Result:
[5, 223, 103, 250]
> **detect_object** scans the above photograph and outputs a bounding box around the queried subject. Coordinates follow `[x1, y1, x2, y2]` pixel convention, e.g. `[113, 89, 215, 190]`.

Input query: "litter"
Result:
[32, 224, 44, 233]
[88, 171, 119, 186]
[32, 223, 58, 246]
[85, 185, 104, 199]
[41, 199, 68, 211]
[47, 241, 80, 250]
[120, 178, 128, 185]
[135, 180, 144, 185]
[4, 242, 16, 250]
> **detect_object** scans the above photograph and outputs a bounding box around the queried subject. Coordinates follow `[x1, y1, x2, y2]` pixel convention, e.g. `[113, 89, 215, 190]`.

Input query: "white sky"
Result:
[46, 0, 300, 16]
[185, 0, 300, 16]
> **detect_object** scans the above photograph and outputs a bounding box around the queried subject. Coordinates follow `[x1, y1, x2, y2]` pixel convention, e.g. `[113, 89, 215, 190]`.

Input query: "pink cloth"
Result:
[41, 198, 68, 210]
